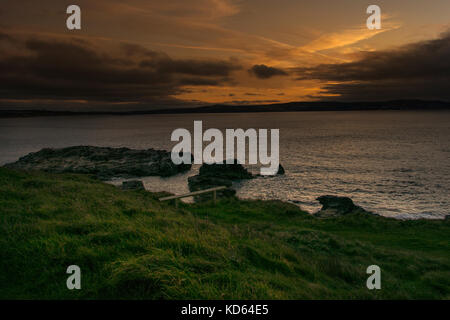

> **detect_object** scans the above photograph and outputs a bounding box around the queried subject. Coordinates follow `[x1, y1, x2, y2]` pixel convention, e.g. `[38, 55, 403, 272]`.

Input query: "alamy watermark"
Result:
[66, 5, 81, 30]
[367, 5, 382, 30]
[66, 265, 81, 290]
[170, 121, 280, 175]
[66, 5, 382, 31]
[366, 265, 381, 290]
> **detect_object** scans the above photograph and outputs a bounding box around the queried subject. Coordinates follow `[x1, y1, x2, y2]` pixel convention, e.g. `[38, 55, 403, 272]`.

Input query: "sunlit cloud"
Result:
[301, 21, 401, 53]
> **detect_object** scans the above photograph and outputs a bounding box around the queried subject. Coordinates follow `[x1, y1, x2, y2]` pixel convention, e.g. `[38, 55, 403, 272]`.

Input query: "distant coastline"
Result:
[1, 99, 450, 118]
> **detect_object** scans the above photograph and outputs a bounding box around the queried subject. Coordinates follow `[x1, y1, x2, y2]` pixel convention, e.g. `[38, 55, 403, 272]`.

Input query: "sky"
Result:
[0, 0, 449, 110]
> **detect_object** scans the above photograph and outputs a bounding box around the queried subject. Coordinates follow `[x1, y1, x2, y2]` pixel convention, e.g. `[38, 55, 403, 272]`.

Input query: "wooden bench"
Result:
[159, 186, 228, 207]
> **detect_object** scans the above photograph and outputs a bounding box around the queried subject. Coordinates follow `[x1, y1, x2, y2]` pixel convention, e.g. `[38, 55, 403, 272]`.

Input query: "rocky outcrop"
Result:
[121, 180, 145, 190]
[188, 160, 253, 201]
[315, 195, 372, 217]
[4, 146, 192, 180]
[198, 161, 253, 180]
[255, 163, 285, 177]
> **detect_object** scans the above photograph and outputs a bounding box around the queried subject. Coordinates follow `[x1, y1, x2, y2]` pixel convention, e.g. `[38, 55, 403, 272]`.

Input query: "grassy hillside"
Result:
[0, 167, 448, 299]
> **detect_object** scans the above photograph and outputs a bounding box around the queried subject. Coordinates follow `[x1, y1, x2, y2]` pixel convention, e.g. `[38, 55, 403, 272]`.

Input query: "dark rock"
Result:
[187, 160, 252, 201]
[445, 215, 450, 221]
[188, 175, 236, 201]
[317, 195, 356, 213]
[315, 195, 371, 217]
[4, 146, 192, 180]
[188, 175, 233, 190]
[198, 160, 253, 180]
[121, 180, 145, 190]
[255, 163, 285, 177]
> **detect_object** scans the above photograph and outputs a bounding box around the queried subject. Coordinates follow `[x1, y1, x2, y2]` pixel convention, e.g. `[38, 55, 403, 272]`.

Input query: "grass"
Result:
[0, 167, 449, 299]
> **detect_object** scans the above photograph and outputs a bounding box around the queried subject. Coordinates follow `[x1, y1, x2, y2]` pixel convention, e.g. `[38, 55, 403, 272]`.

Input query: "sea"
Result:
[1, 111, 449, 219]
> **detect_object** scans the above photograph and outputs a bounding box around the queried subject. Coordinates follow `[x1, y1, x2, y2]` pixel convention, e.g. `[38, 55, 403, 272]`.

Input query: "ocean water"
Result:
[0, 111, 449, 219]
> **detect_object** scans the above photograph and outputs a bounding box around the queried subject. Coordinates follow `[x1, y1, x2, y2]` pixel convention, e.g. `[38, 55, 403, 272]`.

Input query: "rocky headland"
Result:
[188, 160, 254, 201]
[3, 146, 192, 180]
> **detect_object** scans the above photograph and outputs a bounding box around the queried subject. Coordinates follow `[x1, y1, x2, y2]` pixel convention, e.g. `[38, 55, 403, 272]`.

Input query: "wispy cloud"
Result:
[295, 31, 450, 101]
[301, 21, 401, 53]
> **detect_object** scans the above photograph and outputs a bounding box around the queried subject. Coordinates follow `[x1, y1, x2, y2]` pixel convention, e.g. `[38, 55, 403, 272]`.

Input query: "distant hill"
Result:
[1, 99, 450, 117]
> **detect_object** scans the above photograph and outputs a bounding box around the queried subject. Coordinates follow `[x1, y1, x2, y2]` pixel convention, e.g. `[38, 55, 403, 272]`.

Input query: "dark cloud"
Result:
[0, 30, 14, 42]
[295, 31, 450, 101]
[0, 30, 241, 110]
[248, 64, 288, 79]
[142, 58, 240, 77]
